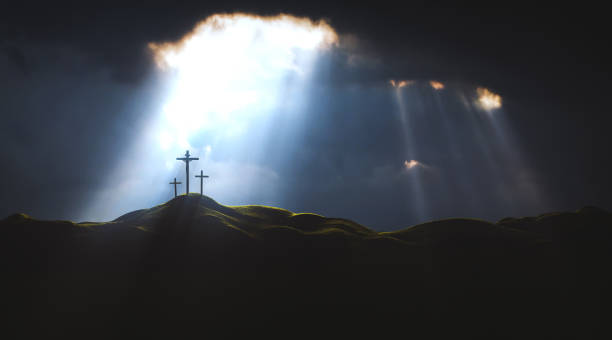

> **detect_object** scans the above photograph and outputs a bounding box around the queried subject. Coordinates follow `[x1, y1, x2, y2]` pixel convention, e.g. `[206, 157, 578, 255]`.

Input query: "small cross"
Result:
[195, 170, 209, 196]
[169, 177, 182, 198]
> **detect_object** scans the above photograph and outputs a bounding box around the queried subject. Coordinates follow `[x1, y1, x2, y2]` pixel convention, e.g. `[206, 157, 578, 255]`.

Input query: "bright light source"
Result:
[404, 159, 425, 170]
[149, 13, 338, 149]
[430, 80, 445, 90]
[390, 79, 414, 88]
[476, 87, 502, 110]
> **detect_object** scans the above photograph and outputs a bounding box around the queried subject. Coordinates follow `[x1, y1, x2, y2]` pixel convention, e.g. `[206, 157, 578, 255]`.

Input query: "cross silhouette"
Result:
[169, 177, 182, 198]
[195, 170, 210, 196]
[176, 150, 199, 194]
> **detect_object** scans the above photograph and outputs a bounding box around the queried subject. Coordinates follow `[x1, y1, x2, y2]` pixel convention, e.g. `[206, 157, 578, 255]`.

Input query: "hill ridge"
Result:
[2, 195, 610, 241]
[1, 197, 611, 339]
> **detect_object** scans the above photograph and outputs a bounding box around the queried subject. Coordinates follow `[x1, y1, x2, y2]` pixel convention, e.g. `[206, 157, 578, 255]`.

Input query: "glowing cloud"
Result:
[476, 87, 502, 110]
[150, 14, 338, 70]
[404, 159, 426, 170]
[148, 13, 338, 148]
[390, 79, 415, 88]
[429, 80, 445, 90]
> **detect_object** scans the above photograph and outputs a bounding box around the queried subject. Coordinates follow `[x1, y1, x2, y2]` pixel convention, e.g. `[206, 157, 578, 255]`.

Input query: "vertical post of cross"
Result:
[169, 178, 182, 198]
[195, 170, 209, 196]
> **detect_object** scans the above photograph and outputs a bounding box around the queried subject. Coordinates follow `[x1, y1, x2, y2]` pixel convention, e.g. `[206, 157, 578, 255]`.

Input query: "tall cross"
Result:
[195, 170, 209, 196]
[169, 178, 182, 198]
[176, 150, 199, 195]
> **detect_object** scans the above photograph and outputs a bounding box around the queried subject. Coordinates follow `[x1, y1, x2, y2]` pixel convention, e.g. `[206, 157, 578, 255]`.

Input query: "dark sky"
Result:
[1, 1, 610, 230]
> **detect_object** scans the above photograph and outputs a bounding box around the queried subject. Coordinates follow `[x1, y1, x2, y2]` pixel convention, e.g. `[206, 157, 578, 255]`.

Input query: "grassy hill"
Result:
[1, 195, 611, 339]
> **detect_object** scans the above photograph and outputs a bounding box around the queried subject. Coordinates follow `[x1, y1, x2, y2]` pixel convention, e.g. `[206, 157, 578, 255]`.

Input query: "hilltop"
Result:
[1, 195, 611, 339]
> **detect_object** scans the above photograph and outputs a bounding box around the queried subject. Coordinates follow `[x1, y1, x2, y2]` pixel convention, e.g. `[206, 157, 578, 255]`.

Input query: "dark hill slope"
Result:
[1, 196, 611, 339]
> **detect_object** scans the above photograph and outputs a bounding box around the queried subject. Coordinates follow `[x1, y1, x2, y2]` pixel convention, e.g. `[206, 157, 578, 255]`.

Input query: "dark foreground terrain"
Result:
[1, 195, 611, 339]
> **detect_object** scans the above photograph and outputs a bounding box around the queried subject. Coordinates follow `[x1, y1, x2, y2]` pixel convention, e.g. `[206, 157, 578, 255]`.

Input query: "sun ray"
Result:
[82, 13, 338, 221]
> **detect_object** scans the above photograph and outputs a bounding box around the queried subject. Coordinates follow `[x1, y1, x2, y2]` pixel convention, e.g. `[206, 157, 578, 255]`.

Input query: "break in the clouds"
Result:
[78, 13, 345, 222]
[476, 87, 502, 110]
[389, 79, 415, 88]
[148, 13, 338, 149]
[429, 80, 445, 90]
[404, 159, 428, 170]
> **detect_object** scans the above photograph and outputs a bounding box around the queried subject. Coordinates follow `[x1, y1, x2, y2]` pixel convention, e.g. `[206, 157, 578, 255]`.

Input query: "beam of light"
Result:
[429, 80, 445, 90]
[392, 79, 549, 222]
[429, 87, 482, 215]
[460, 88, 549, 217]
[80, 13, 338, 222]
[476, 87, 502, 111]
[391, 84, 430, 222]
[483, 107, 548, 215]
[149, 13, 338, 148]
[452, 91, 522, 213]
